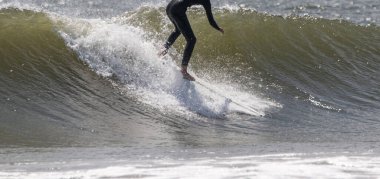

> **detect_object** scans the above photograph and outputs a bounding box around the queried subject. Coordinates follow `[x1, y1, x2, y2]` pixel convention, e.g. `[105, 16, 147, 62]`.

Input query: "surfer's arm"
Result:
[203, 1, 222, 32]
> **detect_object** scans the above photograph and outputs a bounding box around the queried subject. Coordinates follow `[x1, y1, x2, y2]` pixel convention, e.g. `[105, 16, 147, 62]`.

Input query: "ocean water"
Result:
[0, 0, 380, 178]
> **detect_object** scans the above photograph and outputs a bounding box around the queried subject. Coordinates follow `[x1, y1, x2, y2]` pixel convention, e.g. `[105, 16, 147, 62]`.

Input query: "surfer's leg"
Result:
[171, 14, 196, 81]
[164, 19, 181, 49]
[164, 1, 181, 48]
[173, 14, 196, 66]
[163, 1, 196, 81]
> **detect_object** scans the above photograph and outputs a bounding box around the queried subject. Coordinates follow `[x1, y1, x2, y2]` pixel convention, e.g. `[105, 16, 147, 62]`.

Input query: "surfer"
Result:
[160, 0, 224, 81]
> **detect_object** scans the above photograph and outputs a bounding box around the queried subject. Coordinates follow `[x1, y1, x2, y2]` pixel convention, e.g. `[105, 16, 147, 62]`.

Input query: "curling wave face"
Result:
[1, 6, 380, 148]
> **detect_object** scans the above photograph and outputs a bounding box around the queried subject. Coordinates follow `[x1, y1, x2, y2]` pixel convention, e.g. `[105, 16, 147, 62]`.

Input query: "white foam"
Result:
[308, 95, 341, 111]
[53, 15, 279, 118]
[1, 154, 380, 179]
[0, 1, 42, 12]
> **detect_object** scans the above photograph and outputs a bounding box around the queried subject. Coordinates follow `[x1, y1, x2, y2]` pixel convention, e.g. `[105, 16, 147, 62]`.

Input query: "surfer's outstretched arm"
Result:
[204, 1, 224, 33]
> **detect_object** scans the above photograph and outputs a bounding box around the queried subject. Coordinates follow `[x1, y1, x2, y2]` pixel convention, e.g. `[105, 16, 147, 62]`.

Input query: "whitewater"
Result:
[1, 0, 380, 178]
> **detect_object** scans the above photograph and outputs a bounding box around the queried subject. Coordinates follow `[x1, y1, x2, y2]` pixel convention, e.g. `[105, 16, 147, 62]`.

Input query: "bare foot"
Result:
[181, 66, 195, 81]
[182, 71, 195, 81]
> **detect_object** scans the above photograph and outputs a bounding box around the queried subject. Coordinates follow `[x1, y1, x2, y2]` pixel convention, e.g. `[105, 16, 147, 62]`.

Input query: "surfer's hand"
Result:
[219, 28, 224, 34]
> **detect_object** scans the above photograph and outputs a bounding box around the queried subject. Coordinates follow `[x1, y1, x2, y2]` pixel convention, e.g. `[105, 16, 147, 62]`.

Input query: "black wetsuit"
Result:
[164, 0, 221, 66]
